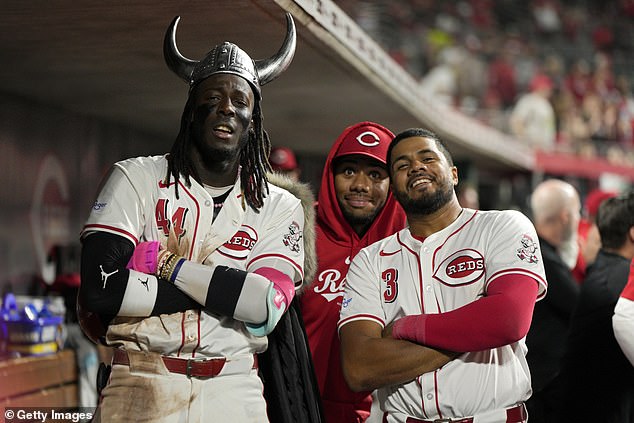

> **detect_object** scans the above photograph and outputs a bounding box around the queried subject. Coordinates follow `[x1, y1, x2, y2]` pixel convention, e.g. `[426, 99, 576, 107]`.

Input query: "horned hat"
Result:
[163, 13, 296, 99]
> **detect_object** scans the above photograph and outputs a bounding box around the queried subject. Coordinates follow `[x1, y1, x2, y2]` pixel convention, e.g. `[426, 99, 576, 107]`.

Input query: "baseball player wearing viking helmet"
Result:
[339, 128, 547, 423]
[78, 14, 314, 423]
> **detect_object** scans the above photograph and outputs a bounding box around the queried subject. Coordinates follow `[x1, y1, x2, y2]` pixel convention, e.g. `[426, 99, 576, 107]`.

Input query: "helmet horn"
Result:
[163, 16, 196, 83]
[255, 13, 297, 85]
[163, 13, 296, 88]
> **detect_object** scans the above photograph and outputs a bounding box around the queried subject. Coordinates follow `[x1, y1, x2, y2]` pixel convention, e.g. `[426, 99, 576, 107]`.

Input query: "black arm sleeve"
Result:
[153, 277, 201, 315]
[79, 232, 200, 323]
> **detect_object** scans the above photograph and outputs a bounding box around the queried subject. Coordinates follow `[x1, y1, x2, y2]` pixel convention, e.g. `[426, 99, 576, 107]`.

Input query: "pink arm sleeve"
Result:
[392, 274, 538, 352]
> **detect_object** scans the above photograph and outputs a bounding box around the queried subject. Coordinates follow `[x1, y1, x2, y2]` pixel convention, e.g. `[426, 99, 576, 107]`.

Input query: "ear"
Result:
[451, 166, 459, 186]
[560, 209, 571, 225]
[628, 226, 634, 243]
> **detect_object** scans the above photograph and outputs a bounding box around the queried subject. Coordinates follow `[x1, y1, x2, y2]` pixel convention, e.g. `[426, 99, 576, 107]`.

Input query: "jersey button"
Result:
[426, 393, 434, 400]
[426, 286, 432, 292]
[205, 200, 211, 207]
[423, 247, 429, 253]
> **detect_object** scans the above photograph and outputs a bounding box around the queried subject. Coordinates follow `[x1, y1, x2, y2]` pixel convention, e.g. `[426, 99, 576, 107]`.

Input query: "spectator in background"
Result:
[526, 179, 581, 423]
[560, 191, 634, 422]
[456, 34, 488, 111]
[419, 46, 462, 107]
[488, 46, 517, 109]
[553, 87, 592, 153]
[509, 74, 557, 151]
[591, 17, 616, 54]
[269, 146, 302, 182]
[531, 0, 562, 36]
[573, 188, 617, 282]
[564, 59, 592, 105]
[615, 75, 634, 148]
[542, 54, 565, 92]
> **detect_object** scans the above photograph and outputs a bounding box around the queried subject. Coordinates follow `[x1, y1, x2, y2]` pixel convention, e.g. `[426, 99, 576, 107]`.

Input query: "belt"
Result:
[112, 349, 258, 378]
[405, 403, 527, 423]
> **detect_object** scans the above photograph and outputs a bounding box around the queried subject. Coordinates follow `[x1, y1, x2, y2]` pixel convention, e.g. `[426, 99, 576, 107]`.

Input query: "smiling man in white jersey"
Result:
[339, 128, 547, 423]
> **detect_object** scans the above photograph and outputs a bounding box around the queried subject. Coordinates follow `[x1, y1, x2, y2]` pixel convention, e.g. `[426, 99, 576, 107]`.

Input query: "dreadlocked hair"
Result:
[240, 101, 272, 210]
[164, 95, 272, 211]
[165, 95, 198, 201]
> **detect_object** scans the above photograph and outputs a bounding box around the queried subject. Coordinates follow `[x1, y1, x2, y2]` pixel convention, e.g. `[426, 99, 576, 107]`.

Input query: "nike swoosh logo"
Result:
[158, 180, 176, 188]
[379, 249, 401, 256]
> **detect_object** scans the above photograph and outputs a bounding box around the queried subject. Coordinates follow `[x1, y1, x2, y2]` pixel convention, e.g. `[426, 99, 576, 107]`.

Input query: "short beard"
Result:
[558, 224, 580, 269]
[394, 183, 454, 216]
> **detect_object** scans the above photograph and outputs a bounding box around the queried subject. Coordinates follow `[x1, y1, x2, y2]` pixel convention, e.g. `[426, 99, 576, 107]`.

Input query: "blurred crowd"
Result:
[343, 0, 634, 166]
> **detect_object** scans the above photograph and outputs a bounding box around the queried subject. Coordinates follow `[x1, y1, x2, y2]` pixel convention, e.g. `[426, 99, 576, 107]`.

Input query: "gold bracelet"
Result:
[163, 254, 177, 280]
[156, 250, 170, 271]
[159, 253, 175, 280]
[157, 251, 174, 279]
[166, 256, 185, 282]
[164, 254, 184, 282]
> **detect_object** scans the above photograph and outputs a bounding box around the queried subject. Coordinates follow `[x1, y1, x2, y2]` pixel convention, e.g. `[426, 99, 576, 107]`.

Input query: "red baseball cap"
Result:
[334, 121, 395, 165]
[269, 146, 298, 171]
[585, 189, 617, 218]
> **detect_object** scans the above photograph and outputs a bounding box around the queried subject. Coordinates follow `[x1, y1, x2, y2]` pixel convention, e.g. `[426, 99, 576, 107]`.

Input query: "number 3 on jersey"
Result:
[155, 198, 188, 240]
[382, 268, 398, 303]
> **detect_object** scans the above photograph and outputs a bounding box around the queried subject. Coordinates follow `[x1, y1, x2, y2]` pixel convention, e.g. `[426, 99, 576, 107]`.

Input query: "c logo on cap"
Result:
[356, 131, 380, 147]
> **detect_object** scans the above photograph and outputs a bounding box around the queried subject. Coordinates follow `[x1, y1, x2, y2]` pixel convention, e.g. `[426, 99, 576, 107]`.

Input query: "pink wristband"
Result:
[126, 241, 161, 274]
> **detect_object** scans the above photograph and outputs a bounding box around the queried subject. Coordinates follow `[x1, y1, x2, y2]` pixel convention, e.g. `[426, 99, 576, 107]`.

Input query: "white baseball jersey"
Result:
[81, 155, 305, 359]
[338, 208, 547, 421]
[614, 279, 634, 367]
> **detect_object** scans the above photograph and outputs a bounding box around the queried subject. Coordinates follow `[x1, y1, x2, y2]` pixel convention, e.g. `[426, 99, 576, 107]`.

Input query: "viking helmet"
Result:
[164, 13, 296, 99]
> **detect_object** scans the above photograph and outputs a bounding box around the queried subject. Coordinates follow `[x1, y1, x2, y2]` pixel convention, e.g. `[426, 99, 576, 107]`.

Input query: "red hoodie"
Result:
[300, 122, 407, 423]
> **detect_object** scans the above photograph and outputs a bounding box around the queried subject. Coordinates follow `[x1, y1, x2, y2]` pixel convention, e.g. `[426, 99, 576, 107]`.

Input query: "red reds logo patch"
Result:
[433, 249, 485, 287]
[217, 225, 258, 259]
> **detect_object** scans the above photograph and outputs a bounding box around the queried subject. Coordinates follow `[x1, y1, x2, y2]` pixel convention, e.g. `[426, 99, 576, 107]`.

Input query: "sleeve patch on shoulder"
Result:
[282, 221, 302, 253]
[517, 234, 540, 264]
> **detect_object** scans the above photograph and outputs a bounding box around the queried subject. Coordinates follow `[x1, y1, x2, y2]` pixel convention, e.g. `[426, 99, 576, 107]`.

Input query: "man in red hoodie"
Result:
[300, 122, 407, 422]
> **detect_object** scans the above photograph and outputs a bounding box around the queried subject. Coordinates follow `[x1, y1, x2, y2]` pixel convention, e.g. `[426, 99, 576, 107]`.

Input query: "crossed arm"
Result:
[339, 320, 457, 392]
[339, 274, 539, 392]
[79, 232, 199, 322]
[79, 231, 294, 336]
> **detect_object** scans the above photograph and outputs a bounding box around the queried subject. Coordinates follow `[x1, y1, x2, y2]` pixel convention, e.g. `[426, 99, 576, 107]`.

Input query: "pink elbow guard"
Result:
[246, 267, 296, 337]
[254, 267, 295, 310]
